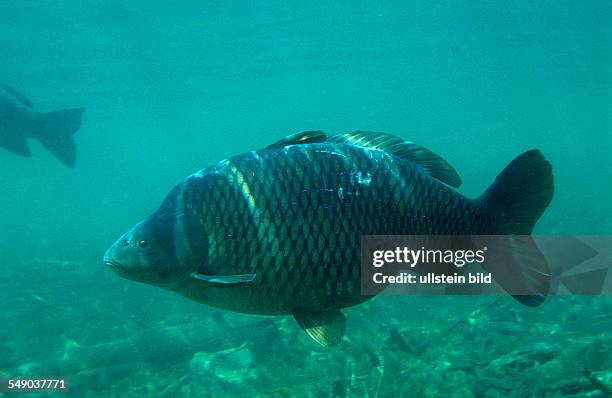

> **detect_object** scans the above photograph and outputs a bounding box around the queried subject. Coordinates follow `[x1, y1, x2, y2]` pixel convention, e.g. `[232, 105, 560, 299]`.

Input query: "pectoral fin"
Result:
[191, 272, 256, 285]
[293, 310, 346, 347]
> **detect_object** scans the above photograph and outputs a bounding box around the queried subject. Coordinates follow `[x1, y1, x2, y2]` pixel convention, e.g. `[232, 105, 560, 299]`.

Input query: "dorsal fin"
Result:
[329, 131, 462, 187]
[1, 84, 33, 108]
[265, 130, 328, 149]
[266, 130, 461, 187]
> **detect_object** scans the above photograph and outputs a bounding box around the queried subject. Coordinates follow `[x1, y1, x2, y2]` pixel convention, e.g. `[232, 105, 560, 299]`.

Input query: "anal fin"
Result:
[0, 134, 31, 157]
[293, 310, 346, 347]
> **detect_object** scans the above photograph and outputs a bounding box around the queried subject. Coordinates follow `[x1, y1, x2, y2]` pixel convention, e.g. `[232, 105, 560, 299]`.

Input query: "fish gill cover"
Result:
[0, 1, 611, 397]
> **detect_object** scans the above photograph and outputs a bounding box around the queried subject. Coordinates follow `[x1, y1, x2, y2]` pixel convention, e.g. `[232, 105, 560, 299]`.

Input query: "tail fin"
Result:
[477, 150, 554, 306]
[33, 108, 85, 168]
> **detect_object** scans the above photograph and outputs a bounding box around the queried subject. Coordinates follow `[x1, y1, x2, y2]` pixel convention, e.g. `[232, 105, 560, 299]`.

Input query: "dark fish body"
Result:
[173, 143, 478, 314]
[0, 84, 84, 167]
[104, 131, 554, 346]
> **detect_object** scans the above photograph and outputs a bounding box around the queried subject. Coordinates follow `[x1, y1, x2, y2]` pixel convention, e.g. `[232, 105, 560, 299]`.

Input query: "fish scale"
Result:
[177, 142, 478, 313]
[105, 130, 553, 346]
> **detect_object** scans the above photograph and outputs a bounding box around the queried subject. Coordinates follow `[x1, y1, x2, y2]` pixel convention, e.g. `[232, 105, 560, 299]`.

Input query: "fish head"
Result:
[103, 208, 206, 287]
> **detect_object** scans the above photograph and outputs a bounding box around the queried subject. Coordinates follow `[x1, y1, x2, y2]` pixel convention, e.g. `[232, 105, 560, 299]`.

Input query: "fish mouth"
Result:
[104, 259, 126, 273]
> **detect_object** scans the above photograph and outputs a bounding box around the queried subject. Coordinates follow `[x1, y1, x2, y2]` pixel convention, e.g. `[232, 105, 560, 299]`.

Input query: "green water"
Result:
[1, 1, 610, 397]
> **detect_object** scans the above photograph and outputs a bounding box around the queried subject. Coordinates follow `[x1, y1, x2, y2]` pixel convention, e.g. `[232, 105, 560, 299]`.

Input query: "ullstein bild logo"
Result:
[360, 235, 612, 296]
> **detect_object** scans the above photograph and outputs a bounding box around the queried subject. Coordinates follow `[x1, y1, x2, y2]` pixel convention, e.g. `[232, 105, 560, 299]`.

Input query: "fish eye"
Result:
[138, 240, 148, 248]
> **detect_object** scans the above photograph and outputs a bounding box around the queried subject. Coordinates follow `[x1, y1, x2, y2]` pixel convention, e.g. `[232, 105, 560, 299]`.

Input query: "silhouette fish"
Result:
[104, 131, 554, 347]
[0, 84, 84, 167]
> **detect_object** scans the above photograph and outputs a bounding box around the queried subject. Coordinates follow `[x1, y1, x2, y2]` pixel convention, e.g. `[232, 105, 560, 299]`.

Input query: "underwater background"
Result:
[1, 1, 611, 397]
